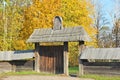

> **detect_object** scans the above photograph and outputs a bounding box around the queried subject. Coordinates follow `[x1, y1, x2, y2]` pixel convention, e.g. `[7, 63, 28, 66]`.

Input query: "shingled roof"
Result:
[0, 50, 34, 61]
[27, 26, 91, 43]
[80, 48, 120, 60]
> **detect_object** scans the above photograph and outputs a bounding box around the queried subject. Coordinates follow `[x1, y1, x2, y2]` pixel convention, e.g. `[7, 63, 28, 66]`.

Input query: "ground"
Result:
[2, 75, 94, 80]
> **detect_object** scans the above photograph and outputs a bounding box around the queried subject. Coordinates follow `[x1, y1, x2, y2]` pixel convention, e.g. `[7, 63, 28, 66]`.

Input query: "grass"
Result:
[0, 71, 56, 80]
[82, 74, 120, 80]
[0, 71, 55, 78]
[69, 66, 79, 74]
[0, 67, 119, 80]
[0, 67, 79, 78]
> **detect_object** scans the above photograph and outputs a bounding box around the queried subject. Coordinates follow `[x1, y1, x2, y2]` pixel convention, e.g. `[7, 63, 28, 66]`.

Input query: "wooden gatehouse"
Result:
[27, 16, 90, 75]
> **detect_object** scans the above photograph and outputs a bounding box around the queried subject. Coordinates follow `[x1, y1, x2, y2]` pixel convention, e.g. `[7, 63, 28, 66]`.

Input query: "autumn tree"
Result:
[20, 0, 62, 40]
[61, 0, 96, 66]
[20, 0, 96, 66]
[0, 0, 31, 50]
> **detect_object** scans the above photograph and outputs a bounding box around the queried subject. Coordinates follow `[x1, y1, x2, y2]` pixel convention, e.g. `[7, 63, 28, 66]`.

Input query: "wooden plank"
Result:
[10, 60, 34, 72]
[60, 46, 64, 73]
[59, 49, 61, 73]
[56, 47, 59, 73]
[39, 46, 64, 74]
[54, 47, 56, 73]
[44, 47, 46, 72]
[62, 46, 64, 73]
[84, 70, 120, 75]
[53, 48, 55, 73]
[83, 62, 120, 66]
[43, 48, 45, 72]
[0, 62, 12, 73]
[83, 62, 120, 75]
[64, 42, 69, 76]
[47, 48, 50, 73]
[84, 67, 120, 75]
[39, 47, 42, 72]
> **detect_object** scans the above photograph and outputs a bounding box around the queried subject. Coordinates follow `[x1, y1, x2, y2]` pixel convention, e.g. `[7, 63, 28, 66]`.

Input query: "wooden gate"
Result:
[39, 46, 64, 74]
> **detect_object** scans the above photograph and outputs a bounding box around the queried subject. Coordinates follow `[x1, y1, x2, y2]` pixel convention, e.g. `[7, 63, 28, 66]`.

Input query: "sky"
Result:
[99, 0, 115, 29]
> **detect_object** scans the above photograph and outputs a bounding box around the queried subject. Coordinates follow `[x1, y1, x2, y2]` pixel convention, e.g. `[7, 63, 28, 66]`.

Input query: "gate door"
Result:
[39, 46, 63, 74]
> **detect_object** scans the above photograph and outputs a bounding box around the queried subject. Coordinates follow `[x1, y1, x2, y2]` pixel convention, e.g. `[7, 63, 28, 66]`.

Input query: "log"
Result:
[64, 42, 68, 76]
[35, 43, 40, 72]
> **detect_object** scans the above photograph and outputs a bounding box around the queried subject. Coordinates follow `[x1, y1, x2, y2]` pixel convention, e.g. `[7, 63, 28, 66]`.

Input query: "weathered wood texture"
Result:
[64, 42, 68, 75]
[11, 60, 34, 72]
[27, 27, 91, 43]
[39, 46, 64, 74]
[80, 48, 120, 59]
[0, 60, 34, 73]
[35, 43, 40, 72]
[0, 50, 34, 61]
[83, 62, 120, 75]
[0, 62, 12, 73]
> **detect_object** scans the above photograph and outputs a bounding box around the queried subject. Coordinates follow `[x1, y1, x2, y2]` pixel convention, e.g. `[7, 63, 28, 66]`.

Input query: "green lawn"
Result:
[0, 71, 55, 78]
[69, 66, 79, 74]
[82, 74, 120, 80]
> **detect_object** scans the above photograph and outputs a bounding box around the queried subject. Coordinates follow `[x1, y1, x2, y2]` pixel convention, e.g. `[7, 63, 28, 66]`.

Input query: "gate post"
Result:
[64, 42, 69, 76]
[35, 43, 40, 72]
[78, 41, 85, 76]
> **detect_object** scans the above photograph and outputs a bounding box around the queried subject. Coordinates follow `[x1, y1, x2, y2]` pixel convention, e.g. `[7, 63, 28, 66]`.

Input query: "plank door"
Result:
[39, 46, 63, 74]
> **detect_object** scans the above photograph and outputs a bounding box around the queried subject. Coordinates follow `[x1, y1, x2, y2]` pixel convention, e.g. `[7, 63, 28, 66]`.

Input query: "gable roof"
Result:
[80, 48, 120, 60]
[27, 26, 91, 43]
[0, 50, 34, 61]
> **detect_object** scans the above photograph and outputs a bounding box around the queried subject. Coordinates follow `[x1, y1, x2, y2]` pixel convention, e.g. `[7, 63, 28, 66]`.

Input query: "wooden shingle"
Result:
[27, 26, 91, 43]
[80, 48, 120, 59]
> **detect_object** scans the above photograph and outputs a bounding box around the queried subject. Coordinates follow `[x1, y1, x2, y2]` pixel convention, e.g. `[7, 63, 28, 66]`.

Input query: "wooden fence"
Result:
[0, 62, 12, 73]
[0, 60, 34, 73]
[83, 62, 120, 75]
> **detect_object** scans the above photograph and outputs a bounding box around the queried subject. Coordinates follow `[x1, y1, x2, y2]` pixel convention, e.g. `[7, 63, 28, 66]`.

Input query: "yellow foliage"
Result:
[13, 40, 27, 50]
[60, 0, 97, 66]
[21, 0, 97, 47]
[61, 0, 97, 47]
[19, 0, 97, 66]
[20, 0, 62, 39]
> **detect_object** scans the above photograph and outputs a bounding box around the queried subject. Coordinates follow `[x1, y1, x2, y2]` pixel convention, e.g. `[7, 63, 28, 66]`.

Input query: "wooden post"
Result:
[78, 41, 84, 76]
[64, 42, 69, 76]
[11, 62, 16, 72]
[35, 43, 40, 72]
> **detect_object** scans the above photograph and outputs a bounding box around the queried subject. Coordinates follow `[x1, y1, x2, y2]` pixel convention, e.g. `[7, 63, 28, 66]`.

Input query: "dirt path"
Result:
[2, 75, 94, 80]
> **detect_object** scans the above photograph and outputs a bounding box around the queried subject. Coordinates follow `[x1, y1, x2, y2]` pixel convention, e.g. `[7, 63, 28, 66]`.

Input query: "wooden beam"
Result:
[79, 60, 84, 76]
[35, 43, 40, 72]
[11, 62, 16, 72]
[64, 42, 68, 76]
[78, 41, 85, 76]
